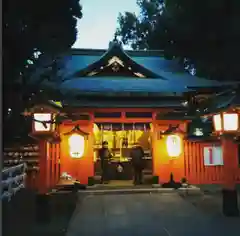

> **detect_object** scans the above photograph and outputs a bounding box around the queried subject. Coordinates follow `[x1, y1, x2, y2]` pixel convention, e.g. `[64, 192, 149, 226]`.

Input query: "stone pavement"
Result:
[67, 193, 240, 236]
[180, 192, 240, 217]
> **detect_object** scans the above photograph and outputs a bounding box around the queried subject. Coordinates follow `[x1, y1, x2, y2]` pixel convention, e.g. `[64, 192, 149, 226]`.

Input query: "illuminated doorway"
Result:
[93, 123, 153, 182]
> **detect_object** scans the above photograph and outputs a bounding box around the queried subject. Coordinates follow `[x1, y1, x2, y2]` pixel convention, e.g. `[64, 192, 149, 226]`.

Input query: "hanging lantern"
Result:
[68, 134, 85, 158]
[213, 111, 239, 135]
[166, 135, 182, 158]
[64, 125, 89, 159]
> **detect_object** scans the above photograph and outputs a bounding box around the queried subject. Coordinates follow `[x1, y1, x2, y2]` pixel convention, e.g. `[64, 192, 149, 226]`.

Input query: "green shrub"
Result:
[152, 176, 159, 184]
[88, 176, 95, 186]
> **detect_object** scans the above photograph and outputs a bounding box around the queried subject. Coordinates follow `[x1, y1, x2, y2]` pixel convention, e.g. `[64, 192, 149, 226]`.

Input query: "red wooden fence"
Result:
[184, 141, 240, 184]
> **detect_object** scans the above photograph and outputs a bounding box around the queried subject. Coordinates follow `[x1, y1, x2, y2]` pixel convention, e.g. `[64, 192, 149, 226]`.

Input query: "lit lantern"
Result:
[213, 111, 239, 134]
[33, 113, 53, 132]
[166, 135, 182, 157]
[27, 104, 61, 142]
[68, 134, 85, 158]
[29, 104, 60, 135]
[28, 112, 57, 142]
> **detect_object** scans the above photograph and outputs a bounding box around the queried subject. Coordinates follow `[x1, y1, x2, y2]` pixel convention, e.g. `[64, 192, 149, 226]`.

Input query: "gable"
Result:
[85, 56, 146, 78]
[70, 41, 164, 79]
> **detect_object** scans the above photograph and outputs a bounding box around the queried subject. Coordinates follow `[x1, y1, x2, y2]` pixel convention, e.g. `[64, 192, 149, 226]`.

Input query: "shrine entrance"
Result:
[93, 123, 153, 182]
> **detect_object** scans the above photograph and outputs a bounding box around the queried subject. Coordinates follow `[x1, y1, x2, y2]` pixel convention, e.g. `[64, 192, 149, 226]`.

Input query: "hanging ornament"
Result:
[112, 62, 120, 72]
[117, 164, 124, 173]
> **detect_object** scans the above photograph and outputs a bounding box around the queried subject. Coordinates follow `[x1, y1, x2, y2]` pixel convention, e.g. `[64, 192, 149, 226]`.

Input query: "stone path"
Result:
[67, 193, 240, 236]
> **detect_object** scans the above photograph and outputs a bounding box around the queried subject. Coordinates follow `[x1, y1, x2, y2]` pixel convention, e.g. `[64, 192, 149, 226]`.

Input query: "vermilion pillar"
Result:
[152, 113, 160, 183]
[51, 144, 55, 187]
[55, 144, 60, 184]
[38, 140, 48, 194]
[46, 142, 51, 189]
[221, 135, 239, 216]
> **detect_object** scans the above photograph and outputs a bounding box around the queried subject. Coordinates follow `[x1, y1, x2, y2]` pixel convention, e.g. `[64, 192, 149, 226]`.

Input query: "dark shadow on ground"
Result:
[3, 189, 36, 236]
[2, 189, 78, 236]
[179, 191, 240, 217]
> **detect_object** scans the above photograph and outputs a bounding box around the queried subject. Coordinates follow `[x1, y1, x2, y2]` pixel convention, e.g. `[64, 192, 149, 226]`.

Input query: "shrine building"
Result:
[23, 40, 240, 192]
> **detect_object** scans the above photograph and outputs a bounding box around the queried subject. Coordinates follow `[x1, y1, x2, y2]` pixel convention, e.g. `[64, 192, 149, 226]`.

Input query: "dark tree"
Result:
[116, 0, 165, 50]
[3, 0, 83, 146]
[116, 0, 240, 80]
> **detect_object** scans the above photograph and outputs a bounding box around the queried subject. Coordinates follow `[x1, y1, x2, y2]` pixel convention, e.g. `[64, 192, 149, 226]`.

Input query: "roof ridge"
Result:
[69, 48, 164, 57]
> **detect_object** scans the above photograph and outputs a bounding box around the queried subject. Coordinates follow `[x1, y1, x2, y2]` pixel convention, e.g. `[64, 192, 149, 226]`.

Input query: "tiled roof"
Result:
[208, 90, 240, 112]
[33, 43, 238, 95]
[62, 98, 183, 108]
[59, 77, 191, 95]
[58, 49, 233, 88]
[62, 55, 100, 77]
[59, 52, 183, 79]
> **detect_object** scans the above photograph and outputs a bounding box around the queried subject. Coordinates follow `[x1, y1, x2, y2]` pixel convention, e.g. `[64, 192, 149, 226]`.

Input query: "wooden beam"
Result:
[93, 118, 153, 123]
[63, 107, 174, 113]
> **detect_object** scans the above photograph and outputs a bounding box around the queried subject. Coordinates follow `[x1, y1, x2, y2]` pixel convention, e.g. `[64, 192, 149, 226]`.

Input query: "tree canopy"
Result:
[3, 0, 83, 146]
[116, 0, 240, 80]
[4, 0, 82, 85]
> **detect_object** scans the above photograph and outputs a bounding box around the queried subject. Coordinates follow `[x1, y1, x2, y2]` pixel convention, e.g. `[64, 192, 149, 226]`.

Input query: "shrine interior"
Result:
[93, 123, 153, 180]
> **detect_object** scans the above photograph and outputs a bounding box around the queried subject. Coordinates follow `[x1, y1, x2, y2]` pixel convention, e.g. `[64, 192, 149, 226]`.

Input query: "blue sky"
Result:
[72, 0, 140, 49]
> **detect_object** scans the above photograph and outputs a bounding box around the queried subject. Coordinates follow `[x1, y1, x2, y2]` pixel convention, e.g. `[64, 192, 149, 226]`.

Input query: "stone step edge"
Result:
[78, 187, 202, 195]
[87, 184, 199, 189]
